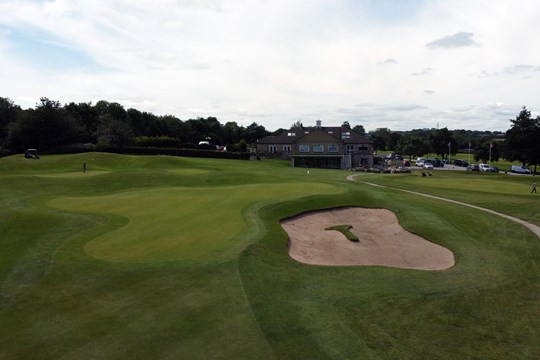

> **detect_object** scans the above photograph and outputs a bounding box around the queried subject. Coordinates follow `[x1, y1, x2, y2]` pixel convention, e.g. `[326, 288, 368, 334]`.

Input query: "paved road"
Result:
[346, 174, 540, 240]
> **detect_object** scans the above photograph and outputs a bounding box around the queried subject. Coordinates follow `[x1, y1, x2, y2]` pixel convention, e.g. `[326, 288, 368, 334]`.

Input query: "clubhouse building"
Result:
[255, 120, 374, 169]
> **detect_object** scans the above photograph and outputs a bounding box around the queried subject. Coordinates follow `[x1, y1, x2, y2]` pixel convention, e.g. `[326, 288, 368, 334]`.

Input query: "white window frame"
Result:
[283, 145, 291, 153]
[299, 144, 310, 152]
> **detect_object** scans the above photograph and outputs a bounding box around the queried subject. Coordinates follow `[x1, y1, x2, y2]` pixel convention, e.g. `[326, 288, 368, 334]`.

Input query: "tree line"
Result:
[0, 97, 271, 155]
[1, 97, 538, 171]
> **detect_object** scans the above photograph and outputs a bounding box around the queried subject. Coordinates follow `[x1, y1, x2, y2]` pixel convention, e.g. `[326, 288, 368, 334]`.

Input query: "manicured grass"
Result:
[325, 224, 359, 242]
[1, 153, 539, 359]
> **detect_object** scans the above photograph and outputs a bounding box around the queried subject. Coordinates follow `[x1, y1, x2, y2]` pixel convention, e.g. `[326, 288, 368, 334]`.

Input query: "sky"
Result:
[1, 0, 539, 132]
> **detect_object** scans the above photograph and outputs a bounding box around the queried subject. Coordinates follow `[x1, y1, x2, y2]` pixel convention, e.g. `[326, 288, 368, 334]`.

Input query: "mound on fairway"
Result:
[282, 207, 455, 270]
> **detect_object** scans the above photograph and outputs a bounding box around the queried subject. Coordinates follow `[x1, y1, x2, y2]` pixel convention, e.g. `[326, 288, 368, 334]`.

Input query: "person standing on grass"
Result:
[83, 162, 87, 173]
[532, 180, 537, 193]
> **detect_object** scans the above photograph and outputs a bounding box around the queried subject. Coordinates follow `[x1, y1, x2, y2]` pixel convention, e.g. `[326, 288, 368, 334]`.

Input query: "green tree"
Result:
[0, 97, 21, 147]
[429, 127, 453, 159]
[504, 106, 540, 172]
[396, 133, 430, 158]
[341, 121, 351, 129]
[64, 101, 99, 143]
[243, 122, 270, 144]
[98, 114, 134, 149]
[7, 98, 79, 152]
[352, 124, 366, 136]
[474, 141, 500, 163]
[368, 128, 392, 151]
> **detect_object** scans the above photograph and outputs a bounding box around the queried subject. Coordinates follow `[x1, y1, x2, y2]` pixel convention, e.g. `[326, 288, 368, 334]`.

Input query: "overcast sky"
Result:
[1, 0, 539, 132]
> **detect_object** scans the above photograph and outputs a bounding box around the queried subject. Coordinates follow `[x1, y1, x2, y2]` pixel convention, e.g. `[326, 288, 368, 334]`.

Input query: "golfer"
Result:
[532, 180, 537, 193]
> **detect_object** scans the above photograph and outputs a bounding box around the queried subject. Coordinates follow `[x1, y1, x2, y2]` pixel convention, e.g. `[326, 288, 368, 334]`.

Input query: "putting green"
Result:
[48, 182, 341, 262]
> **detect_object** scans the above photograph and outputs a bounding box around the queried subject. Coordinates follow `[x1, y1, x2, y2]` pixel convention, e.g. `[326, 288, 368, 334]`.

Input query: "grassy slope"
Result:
[1, 153, 539, 359]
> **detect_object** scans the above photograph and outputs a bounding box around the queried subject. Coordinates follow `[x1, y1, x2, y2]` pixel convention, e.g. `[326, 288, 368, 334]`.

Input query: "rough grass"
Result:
[1, 153, 539, 359]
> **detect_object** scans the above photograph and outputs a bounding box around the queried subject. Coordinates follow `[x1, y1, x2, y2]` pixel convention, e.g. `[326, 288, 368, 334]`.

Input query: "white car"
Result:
[479, 163, 491, 172]
[415, 158, 425, 167]
[423, 162, 434, 170]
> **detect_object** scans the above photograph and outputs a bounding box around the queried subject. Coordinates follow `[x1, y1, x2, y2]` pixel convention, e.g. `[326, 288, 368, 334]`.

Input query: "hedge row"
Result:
[94, 145, 252, 160]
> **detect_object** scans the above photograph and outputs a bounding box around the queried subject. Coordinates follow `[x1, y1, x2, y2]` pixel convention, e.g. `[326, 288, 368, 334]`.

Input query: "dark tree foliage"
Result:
[7, 98, 80, 152]
[504, 106, 540, 171]
[64, 101, 100, 143]
[243, 122, 270, 144]
[368, 128, 392, 151]
[474, 141, 500, 163]
[0, 97, 21, 146]
[341, 121, 351, 129]
[352, 124, 366, 136]
[98, 114, 134, 148]
[429, 127, 453, 159]
[395, 133, 430, 158]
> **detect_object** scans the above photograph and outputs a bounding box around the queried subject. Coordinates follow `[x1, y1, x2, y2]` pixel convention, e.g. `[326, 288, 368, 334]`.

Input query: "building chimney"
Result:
[316, 119, 322, 128]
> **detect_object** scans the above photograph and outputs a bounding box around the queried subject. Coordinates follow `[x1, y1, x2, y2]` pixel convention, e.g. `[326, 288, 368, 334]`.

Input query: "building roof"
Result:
[256, 124, 372, 145]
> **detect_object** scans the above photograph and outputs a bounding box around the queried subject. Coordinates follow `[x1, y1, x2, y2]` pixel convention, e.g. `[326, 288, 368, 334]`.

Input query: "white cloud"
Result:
[0, 0, 539, 132]
[426, 32, 478, 49]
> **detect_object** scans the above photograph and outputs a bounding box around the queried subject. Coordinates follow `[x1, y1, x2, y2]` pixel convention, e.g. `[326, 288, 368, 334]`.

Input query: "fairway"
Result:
[48, 183, 341, 261]
[1, 153, 539, 359]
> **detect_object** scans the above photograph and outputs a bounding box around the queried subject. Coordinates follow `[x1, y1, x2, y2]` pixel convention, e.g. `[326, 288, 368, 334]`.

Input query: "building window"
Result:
[288, 132, 296, 136]
[313, 144, 324, 153]
[269, 145, 278, 154]
[299, 144, 310, 152]
[328, 144, 339, 152]
[342, 132, 351, 139]
[346, 144, 354, 154]
[283, 145, 291, 153]
[358, 145, 368, 151]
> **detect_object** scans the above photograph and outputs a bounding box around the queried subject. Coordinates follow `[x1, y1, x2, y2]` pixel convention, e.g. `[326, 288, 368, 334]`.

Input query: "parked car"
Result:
[479, 163, 491, 172]
[490, 166, 499, 173]
[423, 160, 434, 170]
[467, 164, 480, 171]
[402, 159, 410, 167]
[432, 158, 444, 167]
[453, 159, 469, 167]
[511, 165, 532, 174]
[415, 158, 425, 167]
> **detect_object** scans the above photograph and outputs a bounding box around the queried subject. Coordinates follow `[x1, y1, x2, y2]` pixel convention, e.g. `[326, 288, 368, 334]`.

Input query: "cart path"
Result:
[346, 174, 540, 240]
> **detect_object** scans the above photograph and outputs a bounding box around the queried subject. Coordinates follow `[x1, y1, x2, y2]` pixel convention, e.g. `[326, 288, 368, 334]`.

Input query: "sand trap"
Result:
[281, 207, 454, 270]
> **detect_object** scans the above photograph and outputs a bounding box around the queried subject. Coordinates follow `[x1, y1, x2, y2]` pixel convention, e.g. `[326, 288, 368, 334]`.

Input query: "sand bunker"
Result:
[281, 207, 454, 270]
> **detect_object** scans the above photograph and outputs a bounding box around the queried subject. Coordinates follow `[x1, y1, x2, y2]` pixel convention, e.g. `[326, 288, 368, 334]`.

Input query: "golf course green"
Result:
[1, 153, 539, 359]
